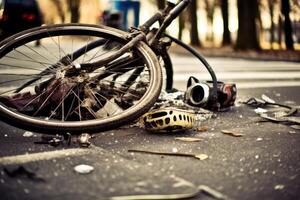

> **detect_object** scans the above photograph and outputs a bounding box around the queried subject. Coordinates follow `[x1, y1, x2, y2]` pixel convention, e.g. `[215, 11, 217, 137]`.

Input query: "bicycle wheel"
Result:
[0, 24, 162, 134]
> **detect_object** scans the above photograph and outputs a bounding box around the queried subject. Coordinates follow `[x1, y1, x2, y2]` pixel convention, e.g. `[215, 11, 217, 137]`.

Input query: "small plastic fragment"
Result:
[194, 154, 208, 160]
[23, 131, 34, 137]
[199, 185, 228, 199]
[274, 184, 285, 190]
[261, 94, 276, 104]
[254, 108, 268, 114]
[196, 126, 209, 132]
[291, 125, 300, 130]
[74, 164, 94, 174]
[221, 130, 243, 137]
[175, 137, 203, 142]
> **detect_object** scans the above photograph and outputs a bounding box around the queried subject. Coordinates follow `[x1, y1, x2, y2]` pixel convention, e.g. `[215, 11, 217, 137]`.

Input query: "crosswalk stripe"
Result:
[170, 56, 300, 89]
[173, 72, 300, 81]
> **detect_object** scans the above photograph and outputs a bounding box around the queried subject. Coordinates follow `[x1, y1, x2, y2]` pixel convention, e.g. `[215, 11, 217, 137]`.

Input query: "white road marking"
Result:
[173, 72, 300, 80]
[0, 148, 92, 165]
[170, 56, 300, 89]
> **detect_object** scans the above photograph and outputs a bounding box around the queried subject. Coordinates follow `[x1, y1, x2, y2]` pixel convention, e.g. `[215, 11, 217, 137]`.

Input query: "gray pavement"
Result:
[0, 55, 300, 200]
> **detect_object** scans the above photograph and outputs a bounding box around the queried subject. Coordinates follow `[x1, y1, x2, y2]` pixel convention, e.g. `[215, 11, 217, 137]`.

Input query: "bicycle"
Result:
[0, 0, 218, 134]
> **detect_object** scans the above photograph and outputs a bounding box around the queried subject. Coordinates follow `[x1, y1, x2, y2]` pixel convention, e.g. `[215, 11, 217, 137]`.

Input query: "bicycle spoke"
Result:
[70, 89, 97, 119]
[46, 32, 73, 65]
[0, 76, 46, 86]
[5, 55, 52, 66]
[0, 62, 44, 72]
[48, 85, 76, 120]
[101, 79, 149, 90]
[0, 73, 40, 76]
[21, 86, 53, 111]
[86, 39, 109, 63]
[24, 44, 54, 65]
[39, 41, 62, 63]
[89, 88, 110, 117]
[13, 49, 49, 69]
[94, 91, 121, 114]
[82, 36, 91, 63]
[64, 94, 76, 120]
[33, 82, 62, 116]
[88, 44, 120, 62]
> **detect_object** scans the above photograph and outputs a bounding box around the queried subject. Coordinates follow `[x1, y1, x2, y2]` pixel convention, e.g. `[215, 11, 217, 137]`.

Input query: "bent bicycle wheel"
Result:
[0, 24, 162, 134]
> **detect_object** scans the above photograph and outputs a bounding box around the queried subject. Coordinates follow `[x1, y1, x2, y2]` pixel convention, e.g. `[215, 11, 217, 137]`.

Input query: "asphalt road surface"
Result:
[0, 53, 299, 200]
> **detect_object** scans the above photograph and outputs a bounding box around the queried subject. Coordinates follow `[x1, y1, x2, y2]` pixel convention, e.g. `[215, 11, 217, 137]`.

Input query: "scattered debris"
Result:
[106, 183, 228, 200]
[34, 133, 73, 147]
[284, 101, 296, 105]
[242, 97, 266, 107]
[221, 130, 243, 137]
[77, 133, 92, 147]
[74, 164, 94, 174]
[260, 114, 300, 125]
[128, 149, 208, 161]
[256, 137, 263, 141]
[171, 175, 196, 188]
[195, 154, 209, 160]
[23, 131, 34, 137]
[290, 125, 300, 130]
[286, 117, 300, 124]
[254, 108, 268, 114]
[196, 126, 209, 132]
[274, 184, 285, 190]
[261, 94, 275, 104]
[289, 130, 296, 134]
[3, 166, 44, 182]
[243, 96, 299, 127]
[34, 135, 65, 147]
[175, 137, 203, 142]
[199, 185, 228, 200]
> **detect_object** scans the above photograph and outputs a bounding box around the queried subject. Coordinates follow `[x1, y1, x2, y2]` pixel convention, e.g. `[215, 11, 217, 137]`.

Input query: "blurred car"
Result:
[0, 0, 43, 40]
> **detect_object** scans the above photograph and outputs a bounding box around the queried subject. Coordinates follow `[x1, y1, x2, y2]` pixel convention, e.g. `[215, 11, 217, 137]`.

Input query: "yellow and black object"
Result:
[141, 107, 196, 132]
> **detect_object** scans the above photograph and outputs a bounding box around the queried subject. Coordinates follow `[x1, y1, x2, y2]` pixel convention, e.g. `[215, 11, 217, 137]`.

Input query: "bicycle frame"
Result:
[55, 0, 219, 109]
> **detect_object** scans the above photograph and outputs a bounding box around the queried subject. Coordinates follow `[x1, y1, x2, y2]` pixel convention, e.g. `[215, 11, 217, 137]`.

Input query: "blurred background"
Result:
[0, 0, 299, 52]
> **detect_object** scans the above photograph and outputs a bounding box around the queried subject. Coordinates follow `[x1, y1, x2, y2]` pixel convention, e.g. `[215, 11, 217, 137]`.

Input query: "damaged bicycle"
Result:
[0, 0, 225, 134]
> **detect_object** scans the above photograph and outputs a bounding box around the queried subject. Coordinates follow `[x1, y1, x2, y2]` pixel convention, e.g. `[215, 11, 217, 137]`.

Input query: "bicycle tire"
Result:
[0, 24, 162, 134]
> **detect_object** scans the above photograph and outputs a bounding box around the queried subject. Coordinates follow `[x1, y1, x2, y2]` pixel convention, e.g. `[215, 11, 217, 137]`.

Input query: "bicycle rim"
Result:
[0, 24, 162, 134]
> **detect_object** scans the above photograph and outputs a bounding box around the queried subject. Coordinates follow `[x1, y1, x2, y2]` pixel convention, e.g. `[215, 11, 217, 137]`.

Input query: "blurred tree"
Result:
[205, 0, 217, 42]
[221, 0, 231, 45]
[67, 0, 80, 23]
[278, 12, 283, 48]
[178, 10, 187, 40]
[189, 0, 201, 46]
[281, 0, 294, 50]
[235, 0, 260, 50]
[268, 0, 276, 49]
